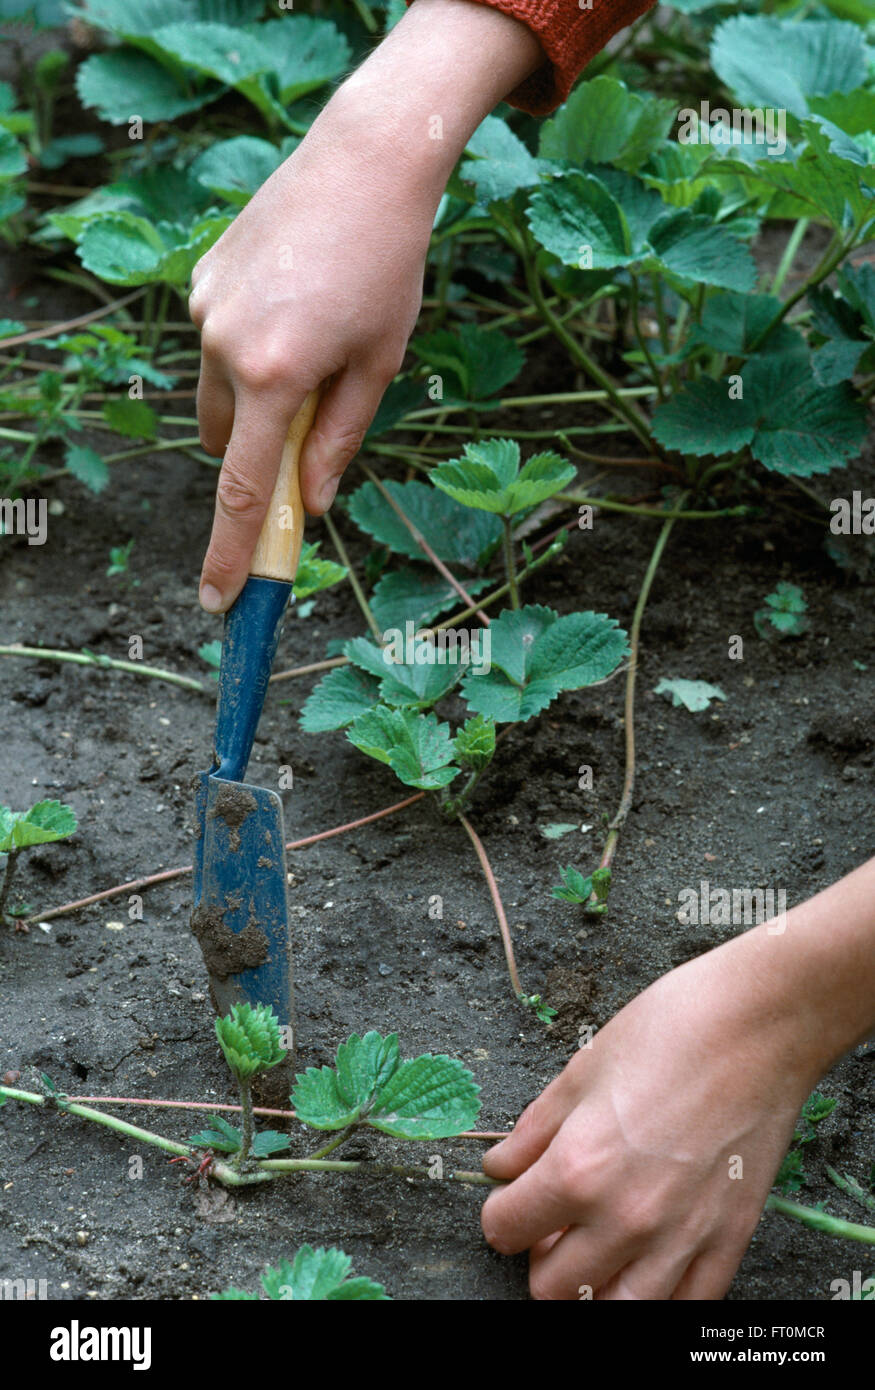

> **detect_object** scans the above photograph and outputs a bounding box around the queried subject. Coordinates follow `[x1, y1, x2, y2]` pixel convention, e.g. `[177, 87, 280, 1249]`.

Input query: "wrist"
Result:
[721, 859, 875, 1083]
[313, 0, 542, 194]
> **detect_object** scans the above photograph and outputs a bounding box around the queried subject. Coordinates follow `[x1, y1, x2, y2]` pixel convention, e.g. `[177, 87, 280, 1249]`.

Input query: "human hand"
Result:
[189, 0, 542, 613]
[481, 927, 820, 1299]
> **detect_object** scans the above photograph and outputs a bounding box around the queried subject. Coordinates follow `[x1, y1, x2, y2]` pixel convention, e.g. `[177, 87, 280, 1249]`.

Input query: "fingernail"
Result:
[319, 475, 342, 511]
[200, 583, 224, 613]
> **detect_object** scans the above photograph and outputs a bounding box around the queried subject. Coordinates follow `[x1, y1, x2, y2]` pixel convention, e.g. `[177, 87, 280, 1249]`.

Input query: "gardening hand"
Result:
[480, 863, 875, 1301]
[190, 0, 542, 613]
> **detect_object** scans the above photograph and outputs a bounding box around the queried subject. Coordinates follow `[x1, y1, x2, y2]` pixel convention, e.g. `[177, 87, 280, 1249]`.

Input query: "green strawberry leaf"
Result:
[191, 135, 287, 206]
[409, 324, 524, 402]
[293, 541, 346, 601]
[259, 1248, 389, 1301]
[292, 1031, 480, 1139]
[215, 1003, 284, 1082]
[461, 605, 628, 723]
[2, 800, 77, 851]
[250, 1130, 291, 1157]
[370, 568, 490, 632]
[65, 443, 109, 495]
[76, 49, 217, 125]
[431, 438, 575, 516]
[101, 398, 157, 441]
[347, 707, 460, 789]
[452, 713, 496, 771]
[300, 665, 381, 733]
[551, 865, 592, 903]
[461, 113, 541, 203]
[710, 15, 867, 119]
[539, 76, 677, 172]
[188, 1115, 243, 1153]
[651, 358, 866, 473]
[347, 480, 502, 569]
[528, 169, 755, 290]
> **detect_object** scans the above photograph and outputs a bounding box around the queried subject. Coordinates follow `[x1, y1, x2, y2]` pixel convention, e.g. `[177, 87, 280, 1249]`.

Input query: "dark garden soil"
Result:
[1, 257, 875, 1301]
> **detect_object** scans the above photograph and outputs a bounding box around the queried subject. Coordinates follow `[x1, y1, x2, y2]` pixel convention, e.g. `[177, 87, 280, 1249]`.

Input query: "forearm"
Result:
[309, 0, 543, 195]
[727, 856, 875, 1083]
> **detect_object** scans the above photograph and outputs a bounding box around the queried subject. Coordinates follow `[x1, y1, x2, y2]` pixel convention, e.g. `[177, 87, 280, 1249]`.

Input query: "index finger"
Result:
[199, 387, 309, 613]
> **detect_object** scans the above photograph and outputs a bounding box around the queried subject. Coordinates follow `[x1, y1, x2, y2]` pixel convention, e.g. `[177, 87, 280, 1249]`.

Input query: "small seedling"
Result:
[107, 538, 135, 581]
[0, 800, 77, 927]
[551, 865, 611, 914]
[519, 993, 557, 1024]
[214, 1247, 389, 1301]
[754, 582, 809, 639]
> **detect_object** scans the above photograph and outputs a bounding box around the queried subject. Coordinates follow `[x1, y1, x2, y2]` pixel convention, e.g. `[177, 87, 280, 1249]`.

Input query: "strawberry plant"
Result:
[754, 582, 809, 638]
[214, 1248, 390, 1302]
[0, 799, 77, 926]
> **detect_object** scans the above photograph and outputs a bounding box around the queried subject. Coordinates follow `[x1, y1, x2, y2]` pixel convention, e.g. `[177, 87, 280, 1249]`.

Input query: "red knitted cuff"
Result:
[405, 0, 656, 115]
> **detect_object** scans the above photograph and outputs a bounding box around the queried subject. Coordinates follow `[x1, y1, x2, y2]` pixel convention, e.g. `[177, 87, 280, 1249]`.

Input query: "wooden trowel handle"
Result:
[249, 388, 321, 583]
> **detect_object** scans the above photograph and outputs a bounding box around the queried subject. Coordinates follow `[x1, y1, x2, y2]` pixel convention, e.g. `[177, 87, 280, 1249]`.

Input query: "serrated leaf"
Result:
[452, 713, 495, 771]
[376, 646, 465, 709]
[461, 605, 627, 724]
[461, 113, 541, 203]
[347, 707, 460, 789]
[410, 324, 524, 402]
[101, 397, 157, 440]
[369, 568, 490, 632]
[77, 209, 232, 288]
[711, 16, 867, 119]
[686, 291, 805, 359]
[528, 169, 755, 290]
[259, 1247, 389, 1301]
[191, 135, 287, 206]
[431, 438, 575, 516]
[65, 443, 109, 494]
[551, 865, 592, 902]
[300, 664, 381, 733]
[1, 800, 77, 852]
[215, 1002, 284, 1082]
[347, 480, 502, 569]
[292, 1031, 480, 1140]
[250, 1130, 291, 1157]
[189, 1114, 242, 1153]
[292, 1032, 400, 1129]
[293, 541, 346, 601]
[255, 17, 351, 106]
[539, 77, 677, 173]
[76, 50, 217, 125]
[654, 678, 726, 712]
[651, 359, 866, 473]
[366, 1053, 481, 1139]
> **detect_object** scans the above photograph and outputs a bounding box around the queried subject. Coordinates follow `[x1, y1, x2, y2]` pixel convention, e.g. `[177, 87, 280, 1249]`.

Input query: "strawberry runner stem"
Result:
[457, 814, 522, 999]
[5, 1086, 875, 1227]
[595, 496, 688, 893]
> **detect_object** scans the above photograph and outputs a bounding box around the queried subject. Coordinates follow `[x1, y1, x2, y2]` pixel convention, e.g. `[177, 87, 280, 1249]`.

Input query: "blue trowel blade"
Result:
[191, 770, 294, 1034]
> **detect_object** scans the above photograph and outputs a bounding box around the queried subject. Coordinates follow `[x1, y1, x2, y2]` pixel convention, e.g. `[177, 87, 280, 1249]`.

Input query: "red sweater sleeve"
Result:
[405, 0, 656, 115]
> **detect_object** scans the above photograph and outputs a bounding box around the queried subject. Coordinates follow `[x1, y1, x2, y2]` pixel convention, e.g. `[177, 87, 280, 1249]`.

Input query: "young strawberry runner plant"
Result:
[0, 799, 76, 928]
[213, 1247, 390, 1302]
[0, 1007, 487, 1192]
